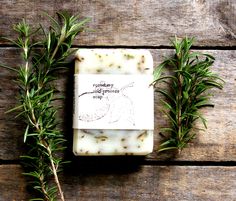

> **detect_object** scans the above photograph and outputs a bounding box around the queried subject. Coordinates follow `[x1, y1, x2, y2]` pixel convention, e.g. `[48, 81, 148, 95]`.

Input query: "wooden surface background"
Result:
[0, 0, 236, 200]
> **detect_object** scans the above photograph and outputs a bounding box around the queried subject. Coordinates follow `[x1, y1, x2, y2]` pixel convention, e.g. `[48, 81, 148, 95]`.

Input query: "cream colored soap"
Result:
[73, 49, 154, 156]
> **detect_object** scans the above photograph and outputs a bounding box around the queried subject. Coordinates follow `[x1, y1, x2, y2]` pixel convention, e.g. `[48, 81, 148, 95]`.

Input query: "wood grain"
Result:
[0, 0, 236, 46]
[0, 165, 29, 201]
[0, 1, 235, 200]
[0, 48, 235, 161]
[0, 164, 235, 201]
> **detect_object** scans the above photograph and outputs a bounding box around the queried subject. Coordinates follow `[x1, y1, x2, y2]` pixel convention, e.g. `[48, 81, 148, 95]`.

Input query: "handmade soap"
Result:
[73, 49, 154, 155]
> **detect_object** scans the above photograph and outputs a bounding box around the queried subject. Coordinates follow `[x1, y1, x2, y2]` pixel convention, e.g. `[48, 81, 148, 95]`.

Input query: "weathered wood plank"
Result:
[0, 0, 236, 46]
[0, 165, 29, 201]
[0, 164, 236, 201]
[0, 48, 235, 161]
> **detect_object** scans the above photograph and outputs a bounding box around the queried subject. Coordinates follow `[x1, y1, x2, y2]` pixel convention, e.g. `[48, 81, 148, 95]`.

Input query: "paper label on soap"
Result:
[73, 74, 154, 130]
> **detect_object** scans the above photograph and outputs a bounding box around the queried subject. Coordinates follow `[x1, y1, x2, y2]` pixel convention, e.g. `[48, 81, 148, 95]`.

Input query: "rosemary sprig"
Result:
[1, 12, 89, 201]
[153, 37, 224, 152]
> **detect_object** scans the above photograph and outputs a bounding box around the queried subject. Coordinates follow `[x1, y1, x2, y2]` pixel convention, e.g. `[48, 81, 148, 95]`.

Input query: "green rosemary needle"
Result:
[153, 37, 224, 152]
[1, 12, 89, 201]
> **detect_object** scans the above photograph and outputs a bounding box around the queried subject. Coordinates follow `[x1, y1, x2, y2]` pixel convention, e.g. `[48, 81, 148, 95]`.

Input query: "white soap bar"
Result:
[73, 49, 154, 155]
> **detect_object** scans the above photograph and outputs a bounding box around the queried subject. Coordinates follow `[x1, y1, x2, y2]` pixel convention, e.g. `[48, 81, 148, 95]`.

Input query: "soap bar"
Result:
[73, 49, 154, 155]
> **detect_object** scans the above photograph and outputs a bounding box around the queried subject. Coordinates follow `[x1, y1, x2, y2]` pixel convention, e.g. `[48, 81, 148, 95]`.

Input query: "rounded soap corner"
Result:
[72, 145, 79, 156]
[74, 48, 80, 56]
[142, 149, 154, 156]
[145, 49, 154, 60]
[73, 150, 78, 156]
[142, 50, 153, 71]
[149, 146, 154, 155]
[145, 135, 154, 155]
[144, 49, 153, 56]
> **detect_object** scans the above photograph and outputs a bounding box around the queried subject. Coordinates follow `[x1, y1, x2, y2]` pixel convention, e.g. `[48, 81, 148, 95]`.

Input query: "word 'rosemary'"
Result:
[152, 37, 224, 152]
[1, 13, 89, 201]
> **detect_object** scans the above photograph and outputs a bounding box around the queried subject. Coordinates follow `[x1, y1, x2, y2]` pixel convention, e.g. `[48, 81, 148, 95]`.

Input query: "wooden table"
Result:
[0, 1, 236, 200]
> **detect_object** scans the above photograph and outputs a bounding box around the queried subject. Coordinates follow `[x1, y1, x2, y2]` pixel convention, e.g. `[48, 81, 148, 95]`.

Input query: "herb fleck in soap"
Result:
[73, 49, 154, 155]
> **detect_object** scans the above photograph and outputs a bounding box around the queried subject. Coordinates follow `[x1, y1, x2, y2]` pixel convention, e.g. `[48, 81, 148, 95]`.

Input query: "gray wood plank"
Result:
[0, 48, 235, 161]
[0, 0, 236, 46]
[0, 164, 236, 201]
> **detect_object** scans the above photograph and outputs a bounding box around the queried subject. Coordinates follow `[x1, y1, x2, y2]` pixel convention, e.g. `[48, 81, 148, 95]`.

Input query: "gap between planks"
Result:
[1, 158, 236, 167]
[1, 45, 236, 50]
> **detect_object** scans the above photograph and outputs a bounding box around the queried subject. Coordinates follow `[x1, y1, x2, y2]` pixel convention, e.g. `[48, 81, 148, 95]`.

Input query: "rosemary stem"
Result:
[24, 58, 52, 201]
[51, 43, 59, 61]
[47, 145, 65, 201]
[177, 64, 182, 143]
[33, 111, 64, 201]
[39, 176, 50, 201]
[50, 37, 63, 61]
